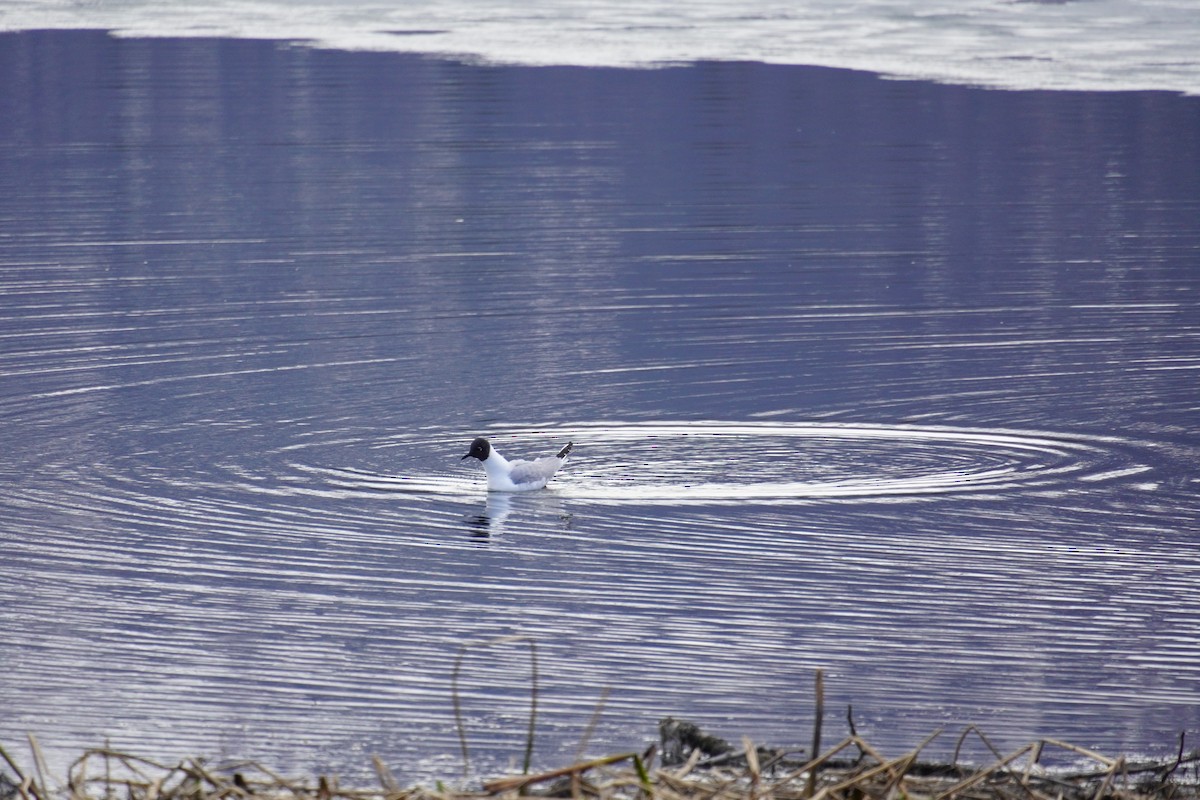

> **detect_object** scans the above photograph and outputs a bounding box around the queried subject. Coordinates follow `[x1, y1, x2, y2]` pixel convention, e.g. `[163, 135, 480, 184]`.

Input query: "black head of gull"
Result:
[461, 437, 491, 461]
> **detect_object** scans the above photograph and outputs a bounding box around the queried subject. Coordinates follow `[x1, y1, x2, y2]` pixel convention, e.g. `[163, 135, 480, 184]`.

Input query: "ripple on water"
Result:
[288, 420, 1156, 506]
[0, 415, 1186, 781]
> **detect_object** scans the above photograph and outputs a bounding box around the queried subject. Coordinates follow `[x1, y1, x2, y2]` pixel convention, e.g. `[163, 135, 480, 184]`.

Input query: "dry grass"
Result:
[2, 725, 1197, 800]
[3, 669, 1196, 800]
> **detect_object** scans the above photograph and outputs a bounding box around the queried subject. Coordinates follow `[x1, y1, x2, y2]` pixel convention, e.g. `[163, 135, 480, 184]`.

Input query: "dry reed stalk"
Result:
[452, 635, 540, 779]
[1090, 757, 1124, 800]
[1041, 740, 1118, 771]
[876, 727, 947, 799]
[0, 743, 32, 797]
[763, 735, 862, 793]
[809, 739, 932, 800]
[27, 735, 51, 800]
[1023, 740, 1046, 787]
[953, 725, 1012, 767]
[741, 738, 760, 800]
[806, 670, 823, 799]
[654, 769, 704, 796]
[482, 751, 640, 794]
[372, 757, 401, 796]
[933, 743, 1038, 800]
[576, 687, 614, 763]
[670, 749, 705, 781]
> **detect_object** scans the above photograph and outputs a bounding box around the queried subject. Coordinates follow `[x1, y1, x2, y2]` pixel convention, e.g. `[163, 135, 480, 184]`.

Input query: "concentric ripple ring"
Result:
[485, 421, 1158, 505]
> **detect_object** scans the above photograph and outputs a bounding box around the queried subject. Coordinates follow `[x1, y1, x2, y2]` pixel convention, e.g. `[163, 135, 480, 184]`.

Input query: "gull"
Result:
[460, 437, 573, 491]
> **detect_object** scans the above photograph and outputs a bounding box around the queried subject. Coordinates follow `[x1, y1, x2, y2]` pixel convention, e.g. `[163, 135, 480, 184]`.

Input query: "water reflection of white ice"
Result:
[463, 490, 573, 540]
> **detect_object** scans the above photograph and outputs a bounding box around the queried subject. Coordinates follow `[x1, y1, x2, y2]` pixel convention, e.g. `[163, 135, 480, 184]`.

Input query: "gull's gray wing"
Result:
[508, 456, 562, 486]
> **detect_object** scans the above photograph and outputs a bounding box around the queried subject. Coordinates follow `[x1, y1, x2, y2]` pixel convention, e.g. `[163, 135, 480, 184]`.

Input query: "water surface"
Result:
[1, 31, 1199, 784]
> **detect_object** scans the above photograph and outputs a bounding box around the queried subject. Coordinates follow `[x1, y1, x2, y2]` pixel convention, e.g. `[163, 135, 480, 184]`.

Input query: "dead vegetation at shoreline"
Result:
[3, 720, 1197, 800]
[3, 663, 1197, 800]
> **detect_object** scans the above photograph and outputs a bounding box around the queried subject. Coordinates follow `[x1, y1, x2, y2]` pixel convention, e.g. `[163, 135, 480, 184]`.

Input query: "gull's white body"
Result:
[462, 438, 572, 492]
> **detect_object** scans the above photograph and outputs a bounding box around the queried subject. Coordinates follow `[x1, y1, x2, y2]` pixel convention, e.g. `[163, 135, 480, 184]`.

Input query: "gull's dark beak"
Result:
[461, 452, 474, 460]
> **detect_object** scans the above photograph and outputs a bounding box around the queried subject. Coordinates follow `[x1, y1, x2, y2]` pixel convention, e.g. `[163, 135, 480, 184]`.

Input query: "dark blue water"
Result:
[1, 30, 1199, 785]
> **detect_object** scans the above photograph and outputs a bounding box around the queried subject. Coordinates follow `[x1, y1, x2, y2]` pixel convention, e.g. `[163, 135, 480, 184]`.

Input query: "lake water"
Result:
[2, 27, 1200, 786]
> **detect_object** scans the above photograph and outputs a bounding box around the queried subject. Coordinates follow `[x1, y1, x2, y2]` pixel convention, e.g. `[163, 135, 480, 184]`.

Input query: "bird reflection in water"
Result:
[464, 491, 573, 541]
